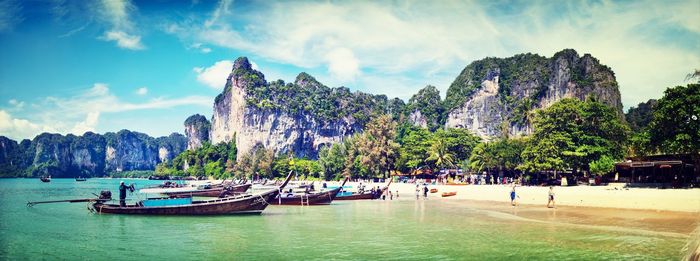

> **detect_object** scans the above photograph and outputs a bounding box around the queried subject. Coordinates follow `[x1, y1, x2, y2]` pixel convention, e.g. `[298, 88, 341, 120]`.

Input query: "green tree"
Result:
[469, 138, 525, 175]
[520, 98, 628, 175]
[427, 137, 455, 169]
[434, 128, 481, 164]
[318, 143, 347, 180]
[589, 155, 615, 176]
[354, 115, 400, 178]
[395, 126, 433, 173]
[648, 84, 700, 154]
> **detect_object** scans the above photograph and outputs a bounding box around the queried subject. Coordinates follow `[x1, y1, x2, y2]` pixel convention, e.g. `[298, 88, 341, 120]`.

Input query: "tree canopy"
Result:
[520, 98, 628, 174]
[648, 84, 700, 154]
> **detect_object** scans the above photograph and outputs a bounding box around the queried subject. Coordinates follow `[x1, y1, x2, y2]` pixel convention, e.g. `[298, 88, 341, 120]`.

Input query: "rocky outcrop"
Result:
[207, 50, 624, 157]
[0, 131, 186, 177]
[404, 85, 443, 131]
[445, 72, 506, 137]
[210, 58, 370, 159]
[444, 49, 624, 139]
[184, 114, 210, 150]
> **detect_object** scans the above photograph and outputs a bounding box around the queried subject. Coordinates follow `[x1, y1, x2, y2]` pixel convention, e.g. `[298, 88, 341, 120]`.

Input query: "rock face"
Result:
[444, 49, 623, 139]
[184, 114, 210, 150]
[0, 130, 186, 177]
[404, 85, 444, 131]
[210, 58, 386, 159]
[206, 50, 624, 158]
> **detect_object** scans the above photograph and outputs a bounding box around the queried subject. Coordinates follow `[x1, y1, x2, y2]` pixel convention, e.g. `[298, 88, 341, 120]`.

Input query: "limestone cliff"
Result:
[184, 114, 210, 150]
[0, 131, 186, 177]
[404, 85, 444, 131]
[210, 58, 391, 159]
[444, 49, 623, 139]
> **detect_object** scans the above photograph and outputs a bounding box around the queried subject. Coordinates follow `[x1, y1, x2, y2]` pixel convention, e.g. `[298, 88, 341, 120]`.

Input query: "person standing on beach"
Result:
[547, 186, 555, 208]
[510, 186, 518, 206]
[415, 184, 420, 200]
[423, 184, 429, 199]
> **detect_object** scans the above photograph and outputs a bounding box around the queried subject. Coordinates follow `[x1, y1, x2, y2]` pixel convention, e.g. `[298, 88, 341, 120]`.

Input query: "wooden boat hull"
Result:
[75, 178, 87, 182]
[163, 184, 251, 198]
[335, 179, 392, 200]
[40, 177, 50, 183]
[92, 191, 279, 215]
[334, 192, 376, 200]
[441, 192, 457, 197]
[274, 187, 341, 205]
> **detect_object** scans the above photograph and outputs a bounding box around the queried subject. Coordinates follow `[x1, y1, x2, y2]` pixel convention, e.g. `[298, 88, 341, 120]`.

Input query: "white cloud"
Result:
[169, 0, 700, 107]
[136, 87, 148, 95]
[0, 0, 24, 33]
[0, 83, 212, 140]
[204, 0, 232, 28]
[70, 111, 100, 135]
[325, 47, 360, 82]
[193, 60, 234, 89]
[101, 30, 144, 50]
[8, 99, 24, 110]
[189, 42, 212, 53]
[97, 0, 145, 50]
[0, 110, 55, 140]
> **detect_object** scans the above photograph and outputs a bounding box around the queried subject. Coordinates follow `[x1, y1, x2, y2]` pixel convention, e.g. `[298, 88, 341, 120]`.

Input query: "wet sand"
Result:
[441, 199, 700, 236]
[359, 182, 700, 213]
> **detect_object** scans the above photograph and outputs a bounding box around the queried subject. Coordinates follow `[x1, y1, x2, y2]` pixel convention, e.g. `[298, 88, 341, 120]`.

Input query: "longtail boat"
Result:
[335, 178, 392, 200]
[161, 183, 251, 198]
[275, 177, 348, 205]
[40, 176, 50, 183]
[75, 177, 87, 182]
[28, 172, 294, 215]
[441, 191, 457, 197]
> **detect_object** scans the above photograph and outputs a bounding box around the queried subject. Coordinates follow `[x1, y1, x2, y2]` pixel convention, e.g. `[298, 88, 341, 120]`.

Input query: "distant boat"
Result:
[275, 177, 348, 205]
[75, 177, 87, 182]
[157, 183, 251, 198]
[335, 179, 392, 200]
[441, 191, 457, 197]
[40, 176, 51, 183]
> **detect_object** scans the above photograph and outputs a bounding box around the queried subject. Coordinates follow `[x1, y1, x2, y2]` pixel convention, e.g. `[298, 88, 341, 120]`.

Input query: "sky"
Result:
[0, 0, 698, 141]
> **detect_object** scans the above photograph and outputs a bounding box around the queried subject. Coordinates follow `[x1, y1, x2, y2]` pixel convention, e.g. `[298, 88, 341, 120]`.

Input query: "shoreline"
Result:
[346, 181, 700, 213]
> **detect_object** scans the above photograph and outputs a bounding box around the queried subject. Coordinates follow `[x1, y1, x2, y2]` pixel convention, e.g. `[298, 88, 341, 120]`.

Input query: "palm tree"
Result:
[427, 138, 455, 169]
[468, 143, 486, 172]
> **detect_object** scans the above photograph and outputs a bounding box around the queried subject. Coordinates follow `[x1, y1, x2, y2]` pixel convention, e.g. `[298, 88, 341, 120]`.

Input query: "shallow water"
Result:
[0, 178, 691, 260]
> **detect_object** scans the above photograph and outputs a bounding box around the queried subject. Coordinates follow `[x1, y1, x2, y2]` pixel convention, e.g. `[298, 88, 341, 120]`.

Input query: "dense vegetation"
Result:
[403, 85, 444, 131]
[520, 98, 629, 175]
[220, 57, 400, 127]
[156, 139, 237, 179]
[157, 80, 699, 180]
[646, 84, 699, 154]
[625, 99, 657, 132]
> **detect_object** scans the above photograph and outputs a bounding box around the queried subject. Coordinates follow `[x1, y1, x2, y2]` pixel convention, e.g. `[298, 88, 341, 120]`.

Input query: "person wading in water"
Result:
[547, 186, 556, 208]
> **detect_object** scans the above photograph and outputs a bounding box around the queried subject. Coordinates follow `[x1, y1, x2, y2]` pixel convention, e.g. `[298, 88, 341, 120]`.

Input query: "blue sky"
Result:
[0, 0, 698, 140]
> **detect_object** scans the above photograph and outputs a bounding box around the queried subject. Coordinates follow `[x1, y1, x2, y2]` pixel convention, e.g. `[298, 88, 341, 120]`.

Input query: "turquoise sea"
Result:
[0, 178, 692, 260]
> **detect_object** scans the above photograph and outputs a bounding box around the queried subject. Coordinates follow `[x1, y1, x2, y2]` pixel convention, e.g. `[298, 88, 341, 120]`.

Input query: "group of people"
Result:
[414, 184, 429, 200]
[509, 185, 556, 208]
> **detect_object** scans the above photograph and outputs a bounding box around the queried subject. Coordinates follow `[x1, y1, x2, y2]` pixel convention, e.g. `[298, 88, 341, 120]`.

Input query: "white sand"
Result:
[344, 181, 700, 213]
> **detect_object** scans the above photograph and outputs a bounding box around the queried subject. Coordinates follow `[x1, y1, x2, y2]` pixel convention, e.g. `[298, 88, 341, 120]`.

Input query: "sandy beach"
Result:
[345, 181, 700, 213]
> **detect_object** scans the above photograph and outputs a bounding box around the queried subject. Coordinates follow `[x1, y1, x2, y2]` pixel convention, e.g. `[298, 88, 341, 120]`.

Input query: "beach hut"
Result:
[613, 154, 698, 187]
